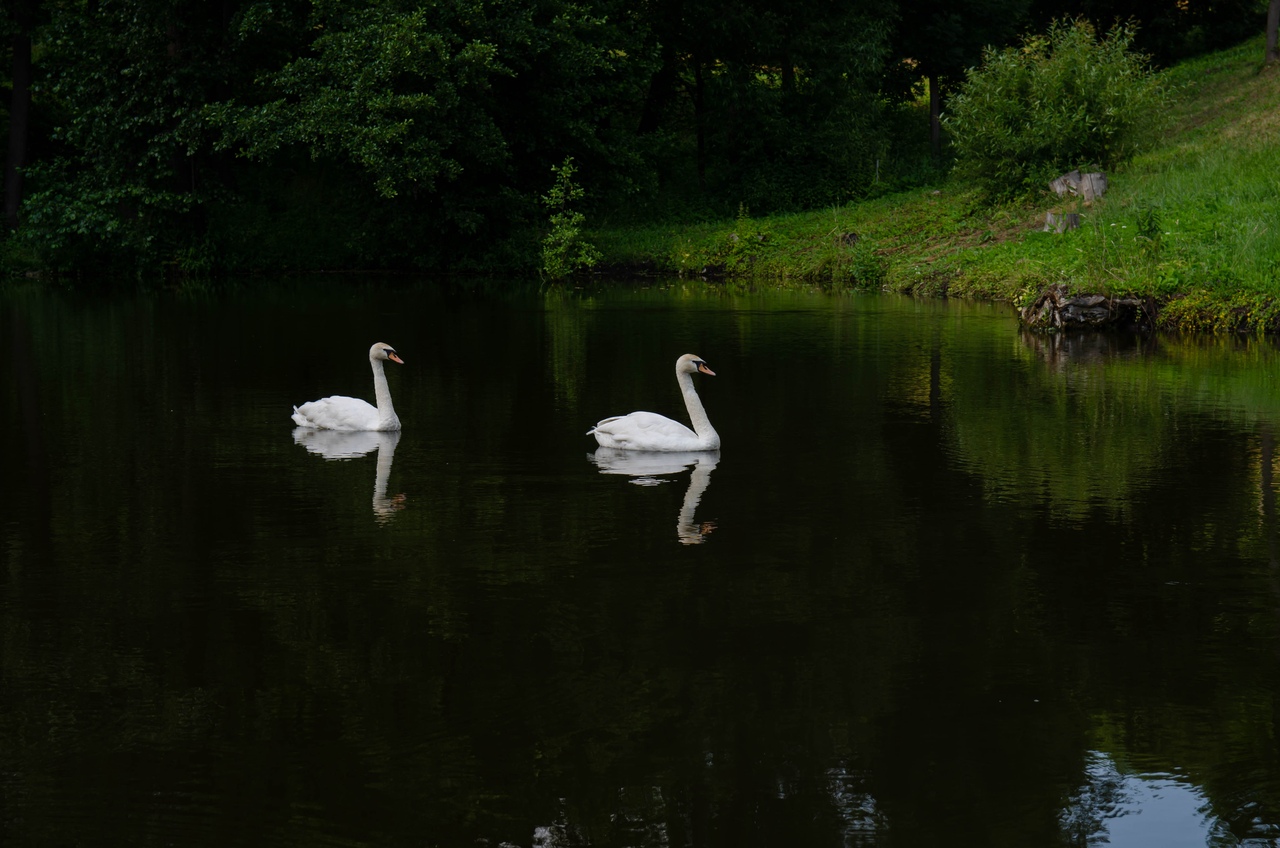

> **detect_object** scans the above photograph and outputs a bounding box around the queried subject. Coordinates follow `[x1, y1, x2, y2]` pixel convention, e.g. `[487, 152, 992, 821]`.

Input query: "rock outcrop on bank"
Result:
[1020, 284, 1155, 332]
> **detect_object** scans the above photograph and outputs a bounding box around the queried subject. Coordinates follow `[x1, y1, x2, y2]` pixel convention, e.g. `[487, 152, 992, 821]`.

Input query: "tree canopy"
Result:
[0, 0, 1267, 275]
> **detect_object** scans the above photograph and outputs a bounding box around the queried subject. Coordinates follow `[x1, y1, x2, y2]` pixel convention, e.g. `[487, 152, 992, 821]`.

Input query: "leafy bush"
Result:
[540, 157, 601, 281]
[945, 19, 1172, 200]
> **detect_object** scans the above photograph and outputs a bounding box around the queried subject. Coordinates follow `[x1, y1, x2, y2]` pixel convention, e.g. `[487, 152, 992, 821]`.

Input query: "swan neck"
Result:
[678, 369, 719, 446]
[371, 357, 397, 425]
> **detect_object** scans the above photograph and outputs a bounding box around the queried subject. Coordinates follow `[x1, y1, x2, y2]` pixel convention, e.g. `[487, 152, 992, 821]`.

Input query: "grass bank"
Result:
[590, 35, 1280, 333]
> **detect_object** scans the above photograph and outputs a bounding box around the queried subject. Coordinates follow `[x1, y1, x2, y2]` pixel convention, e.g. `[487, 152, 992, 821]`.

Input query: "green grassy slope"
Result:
[590, 35, 1280, 333]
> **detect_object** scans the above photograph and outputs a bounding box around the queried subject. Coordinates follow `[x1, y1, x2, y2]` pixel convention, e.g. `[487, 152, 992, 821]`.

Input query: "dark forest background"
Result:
[0, 0, 1267, 276]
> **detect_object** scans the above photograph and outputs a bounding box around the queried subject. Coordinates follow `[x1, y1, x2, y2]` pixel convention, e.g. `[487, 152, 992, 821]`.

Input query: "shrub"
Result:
[944, 19, 1172, 200]
[540, 157, 601, 281]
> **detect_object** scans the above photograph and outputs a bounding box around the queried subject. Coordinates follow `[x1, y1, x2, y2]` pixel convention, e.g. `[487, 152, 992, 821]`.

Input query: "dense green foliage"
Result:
[945, 20, 1172, 199]
[0, 0, 1266, 276]
[15, 0, 232, 268]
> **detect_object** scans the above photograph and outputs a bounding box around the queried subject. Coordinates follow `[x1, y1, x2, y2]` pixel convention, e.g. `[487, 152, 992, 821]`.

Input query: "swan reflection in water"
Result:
[589, 448, 720, 544]
[292, 428, 405, 523]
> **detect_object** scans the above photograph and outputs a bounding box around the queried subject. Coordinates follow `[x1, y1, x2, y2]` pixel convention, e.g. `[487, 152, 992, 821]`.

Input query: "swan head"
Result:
[677, 353, 715, 377]
[369, 342, 404, 365]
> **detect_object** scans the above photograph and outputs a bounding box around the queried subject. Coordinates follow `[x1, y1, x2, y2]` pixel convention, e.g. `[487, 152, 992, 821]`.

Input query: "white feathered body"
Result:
[589, 411, 715, 451]
[292, 395, 399, 432]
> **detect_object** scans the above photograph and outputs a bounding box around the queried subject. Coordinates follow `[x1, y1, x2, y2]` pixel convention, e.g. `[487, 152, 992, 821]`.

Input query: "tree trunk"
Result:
[638, 46, 678, 135]
[928, 74, 942, 161]
[1267, 0, 1280, 66]
[1044, 212, 1080, 233]
[5, 8, 34, 230]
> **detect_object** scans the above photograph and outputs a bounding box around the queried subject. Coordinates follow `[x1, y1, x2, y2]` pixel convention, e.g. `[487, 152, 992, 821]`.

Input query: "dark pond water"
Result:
[5, 278, 1280, 847]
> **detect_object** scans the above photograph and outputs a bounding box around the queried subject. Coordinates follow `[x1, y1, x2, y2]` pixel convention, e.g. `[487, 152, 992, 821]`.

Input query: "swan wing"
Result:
[588, 411, 703, 451]
[291, 395, 380, 431]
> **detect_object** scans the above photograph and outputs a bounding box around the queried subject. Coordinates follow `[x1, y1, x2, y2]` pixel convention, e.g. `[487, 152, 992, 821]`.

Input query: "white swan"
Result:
[587, 354, 720, 451]
[291, 342, 404, 431]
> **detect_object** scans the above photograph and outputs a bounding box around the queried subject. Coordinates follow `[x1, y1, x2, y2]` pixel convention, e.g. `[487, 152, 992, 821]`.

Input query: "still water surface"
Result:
[5, 279, 1280, 847]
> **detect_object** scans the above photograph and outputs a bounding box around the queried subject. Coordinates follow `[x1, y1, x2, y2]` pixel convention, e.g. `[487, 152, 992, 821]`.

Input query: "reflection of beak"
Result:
[389, 353, 405, 364]
[698, 363, 715, 376]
